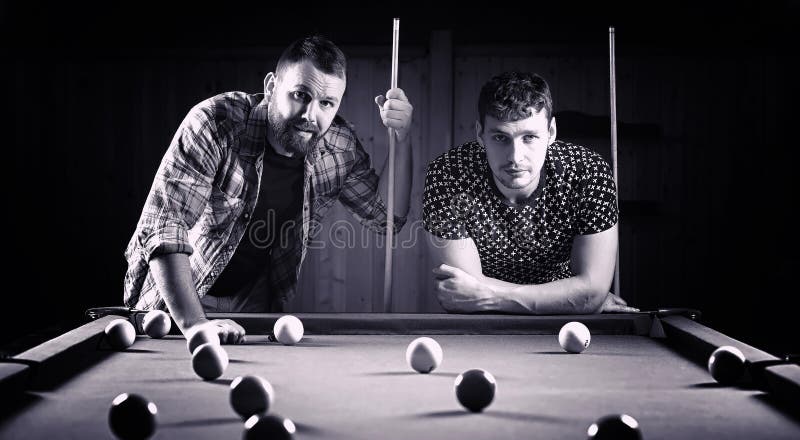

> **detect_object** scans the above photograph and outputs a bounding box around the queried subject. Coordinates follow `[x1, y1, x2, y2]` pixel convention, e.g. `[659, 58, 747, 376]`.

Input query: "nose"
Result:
[507, 141, 526, 166]
[300, 101, 317, 124]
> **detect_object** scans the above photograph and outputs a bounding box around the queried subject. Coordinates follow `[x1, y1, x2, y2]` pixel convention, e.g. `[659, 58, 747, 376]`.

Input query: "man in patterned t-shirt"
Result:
[423, 71, 638, 314]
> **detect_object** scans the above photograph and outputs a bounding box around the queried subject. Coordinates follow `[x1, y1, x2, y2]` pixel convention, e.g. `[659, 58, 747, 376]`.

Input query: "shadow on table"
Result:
[529, 351, 639, 356]
[689, 381, 763, 392]
[294, 421, 329, 436]
[0, 392, 42, 424]
[414, 410, 566, 424]
[751, 393, 800, 425]
[415, 410, 472, 418]
[139, 377, 233, 386]
[160, 417, 240, 428]
[485, 410, 569, 424]
[687, 382, 728, 389]
[240, 337, 346, 348]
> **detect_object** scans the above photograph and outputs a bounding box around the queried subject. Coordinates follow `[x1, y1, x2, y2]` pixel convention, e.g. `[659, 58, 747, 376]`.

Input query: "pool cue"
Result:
[382, 18, 399, 313]
[609, 26, 621, 297]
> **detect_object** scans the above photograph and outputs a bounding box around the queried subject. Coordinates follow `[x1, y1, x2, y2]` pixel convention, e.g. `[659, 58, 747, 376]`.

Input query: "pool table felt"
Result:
[2, 333, 798, 440]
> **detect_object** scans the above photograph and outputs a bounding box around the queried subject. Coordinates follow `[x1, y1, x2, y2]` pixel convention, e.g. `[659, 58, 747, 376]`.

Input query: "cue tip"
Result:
[609, 26, 615, 33]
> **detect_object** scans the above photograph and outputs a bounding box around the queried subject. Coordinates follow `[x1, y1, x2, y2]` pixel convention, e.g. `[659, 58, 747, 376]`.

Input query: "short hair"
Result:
[477, 72, 553, 127]
[276, 35, 347, 80]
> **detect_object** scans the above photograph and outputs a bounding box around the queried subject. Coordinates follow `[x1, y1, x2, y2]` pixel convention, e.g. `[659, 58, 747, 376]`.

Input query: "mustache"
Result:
[292, 121, 319, 133]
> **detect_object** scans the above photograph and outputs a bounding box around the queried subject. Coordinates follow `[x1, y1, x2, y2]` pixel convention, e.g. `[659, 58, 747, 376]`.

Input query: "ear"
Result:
[475, 120, 484, 147]
[548, 116, 558, 144]
[263, 72, 276, 98]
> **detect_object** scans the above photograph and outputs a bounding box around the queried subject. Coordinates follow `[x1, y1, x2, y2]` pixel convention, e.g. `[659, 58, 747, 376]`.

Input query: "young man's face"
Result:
[478, 108, 556, 193]
[265, 60, 346, 156]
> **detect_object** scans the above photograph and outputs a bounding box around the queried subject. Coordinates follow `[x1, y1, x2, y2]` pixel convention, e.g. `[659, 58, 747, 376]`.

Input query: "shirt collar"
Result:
[242, 94, 269, 157]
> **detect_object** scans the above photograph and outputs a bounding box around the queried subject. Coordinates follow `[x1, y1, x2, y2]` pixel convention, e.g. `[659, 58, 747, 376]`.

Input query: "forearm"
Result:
[480, 274, 607, 315]
[149, 253, 208, 333]
[378, 136, 412, 219]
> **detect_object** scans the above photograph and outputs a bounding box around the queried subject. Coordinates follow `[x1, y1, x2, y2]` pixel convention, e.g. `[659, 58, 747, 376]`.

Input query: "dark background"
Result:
[2, 1, 798, 356]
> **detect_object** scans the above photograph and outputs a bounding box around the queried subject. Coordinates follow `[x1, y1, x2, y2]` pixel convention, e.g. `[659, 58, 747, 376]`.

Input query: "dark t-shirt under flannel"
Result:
[124, 92, 407, 311]
[206, 143, 304, 297]
[423, 140, 618, 285]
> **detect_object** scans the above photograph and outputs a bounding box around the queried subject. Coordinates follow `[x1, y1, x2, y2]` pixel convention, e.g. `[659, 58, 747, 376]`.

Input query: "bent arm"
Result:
[427, 224, 619, 314]
[149, 253, 207, 332]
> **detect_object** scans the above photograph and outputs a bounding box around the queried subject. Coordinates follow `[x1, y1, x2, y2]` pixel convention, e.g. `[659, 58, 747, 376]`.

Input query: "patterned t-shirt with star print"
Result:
[423, 140, 618, 285]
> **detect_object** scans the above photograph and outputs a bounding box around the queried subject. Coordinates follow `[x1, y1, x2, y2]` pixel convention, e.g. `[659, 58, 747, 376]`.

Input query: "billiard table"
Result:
[1, 311, 798, 439]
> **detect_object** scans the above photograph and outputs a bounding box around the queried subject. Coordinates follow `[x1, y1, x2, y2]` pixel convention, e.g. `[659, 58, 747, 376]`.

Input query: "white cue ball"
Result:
[187, 325, 220, 354]
[230, 375, 275, 419]
[191, 342, 229, 380]
[558, 321, 591, 353]
[273, 315, 304, 345]
[406, 337, 443, 373]
[105, 319, 136, 350]
[142, 310, 171, 339]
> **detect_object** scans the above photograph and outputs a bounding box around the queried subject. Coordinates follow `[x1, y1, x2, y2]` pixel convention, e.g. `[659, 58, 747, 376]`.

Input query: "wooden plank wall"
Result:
[10, 34, 787, 320]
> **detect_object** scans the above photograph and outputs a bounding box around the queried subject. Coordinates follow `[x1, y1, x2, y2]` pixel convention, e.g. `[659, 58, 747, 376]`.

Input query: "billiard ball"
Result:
[230, 375, 275, 419]
[243, 414, 296, 440]
[105, 319, 136, 350]
[191, 342, 229, 380]
[108, 393, 157, 440]
[708, 345, 746, 385]
[186, 325, 220, 354]
[587, 414, 642, 440]
[142, 310, 171, 339]
[454, 369, 496, 412]
[558, 321, 591, 353]
[406, 337, 443, 374]
[273, 315, 304, 345]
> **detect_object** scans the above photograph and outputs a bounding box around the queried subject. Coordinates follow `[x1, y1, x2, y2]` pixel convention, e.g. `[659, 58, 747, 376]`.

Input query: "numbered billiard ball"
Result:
[272, 315, 304, 345]
[108, 393, 157, 440]
[243, 414, 296, 440]
[230, 375, 275, 419]
[105, 319, 136, 350]
[587, 414, 642, 440]
[558, 321, 591, 354]
[454, 368, 496, 412]
[142, 310, 171, 339]
[708, 345, 746, 385]
[406, 337, 443, 374]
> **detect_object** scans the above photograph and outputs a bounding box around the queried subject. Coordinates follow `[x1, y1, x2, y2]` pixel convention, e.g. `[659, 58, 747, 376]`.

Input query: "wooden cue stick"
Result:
[383, 18, 399, 313]
[609, 26, 621, 297]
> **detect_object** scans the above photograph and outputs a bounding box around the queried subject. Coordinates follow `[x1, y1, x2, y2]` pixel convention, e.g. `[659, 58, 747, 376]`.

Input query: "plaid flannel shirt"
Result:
[124, 92, 405, 310]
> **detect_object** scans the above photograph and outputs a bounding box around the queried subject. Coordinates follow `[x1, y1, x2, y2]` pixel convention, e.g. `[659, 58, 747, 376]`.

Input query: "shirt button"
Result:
[243, 212, 250, 220]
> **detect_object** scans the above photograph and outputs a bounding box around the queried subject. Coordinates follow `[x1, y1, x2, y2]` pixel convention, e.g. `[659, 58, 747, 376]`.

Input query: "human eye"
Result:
[492, 134, 508, 143]
[523, 134, 538, 143]
[291, 91, 310, 102]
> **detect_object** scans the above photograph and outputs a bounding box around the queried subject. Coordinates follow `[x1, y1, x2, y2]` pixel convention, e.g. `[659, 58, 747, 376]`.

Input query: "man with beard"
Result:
[124, 36, 414, 343]
[423, 71, 636, 314]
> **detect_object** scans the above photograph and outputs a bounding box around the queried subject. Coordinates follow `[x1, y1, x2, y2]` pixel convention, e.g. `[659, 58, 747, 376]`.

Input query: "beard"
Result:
[267, 99, 322, 156]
